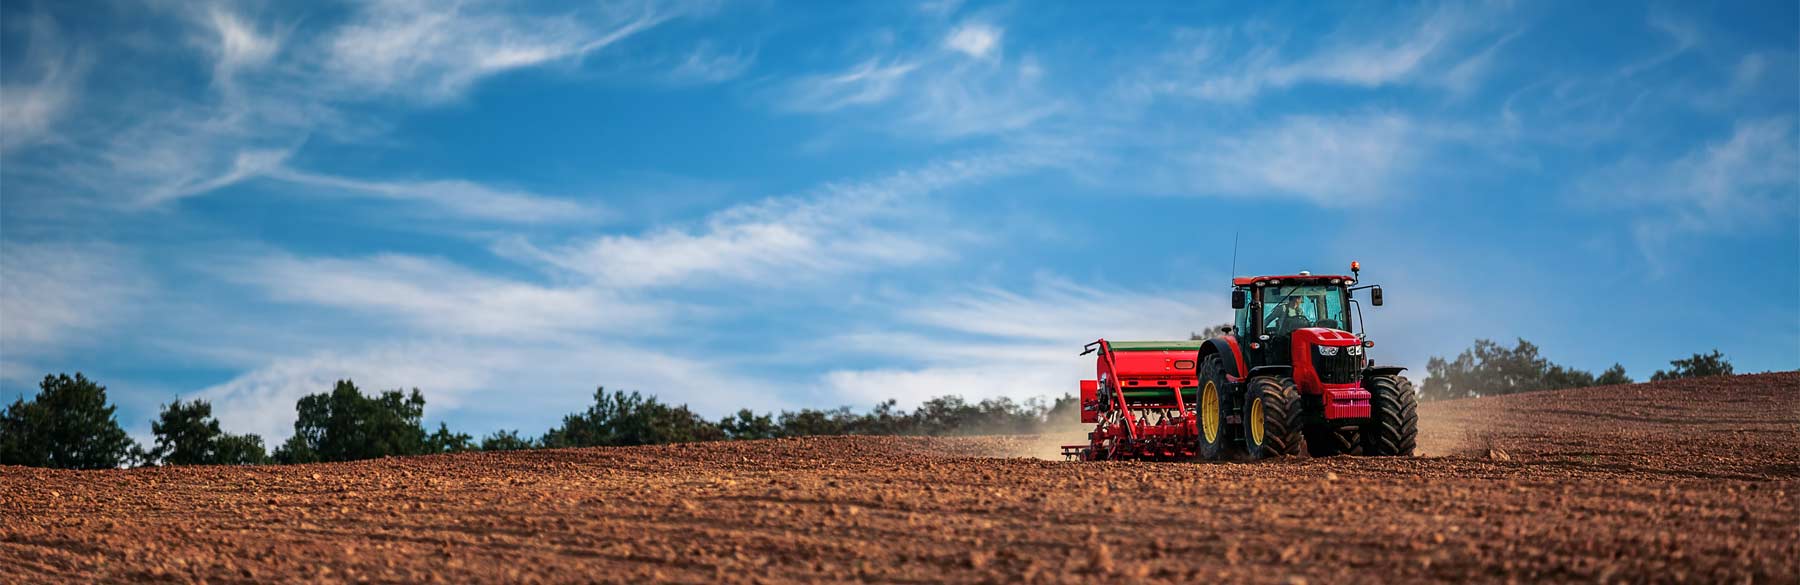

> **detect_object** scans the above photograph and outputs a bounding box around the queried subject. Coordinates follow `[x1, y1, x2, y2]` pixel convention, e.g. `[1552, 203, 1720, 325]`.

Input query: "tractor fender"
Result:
[1363, 366, 1408, 379]
[1198, 338, 1246, 379]
[1246, 365, 1293, 380]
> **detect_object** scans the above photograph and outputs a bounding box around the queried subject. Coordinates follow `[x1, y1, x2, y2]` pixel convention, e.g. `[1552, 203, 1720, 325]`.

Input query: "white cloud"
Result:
[172, 149, 1070, 439]
[1132, 4, 1507, 103]
[320, 0, 674, 102]
[818, 279, 1229, 408]
[1614, 8, 1700, 80]
[781, 58, 920, 112]
[944, 23, 1001, 59]
[171, 151, 1059, 442]
[1189, 113, 1422, 205]
[226, 253, 667, 340]
[1438, 29, 1521, 95]
[0, 243, 148, 372]
[501, 150, 1058, 288]
[666, 43, 754, 84]
[777, 18, 1061, 139]
[266, 167, 600, 223]
[1581, 117, 1800, 256]
[0, 13, 85, 153]
[203, 6, 280, 87]
[905, 280, 1225, 343]
[19, 1, 688, 216]
[135, 148, 294, 206]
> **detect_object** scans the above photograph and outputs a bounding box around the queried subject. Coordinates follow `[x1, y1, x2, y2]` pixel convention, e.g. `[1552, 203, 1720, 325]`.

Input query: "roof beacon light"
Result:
[1351, 261, 1361, 273]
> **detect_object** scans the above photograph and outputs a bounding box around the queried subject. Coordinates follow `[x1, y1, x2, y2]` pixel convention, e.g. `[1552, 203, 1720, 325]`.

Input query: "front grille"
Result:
[1311, 349, 1360, 384]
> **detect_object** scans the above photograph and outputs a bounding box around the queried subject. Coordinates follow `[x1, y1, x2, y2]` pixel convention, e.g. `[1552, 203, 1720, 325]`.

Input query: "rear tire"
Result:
[1242, 376, 1302, 459]
[1304, 425, 1363, 457]
[1362, 375, 1418, 456]
[1195, 354, 1232, 460]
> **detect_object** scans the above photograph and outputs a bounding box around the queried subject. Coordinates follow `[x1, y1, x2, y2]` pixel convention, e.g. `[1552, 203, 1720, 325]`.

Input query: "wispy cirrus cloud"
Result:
[664, 42, 755, 84]
[1183, 113, 1426, 205]
[14, 0, 692, 219]
[226, 253, 667, 340]
[1579, 117, 1799, 259]
[319, 0, 677, 102]
[195, 149, 1068, 436]
[0, 243, 149, 381]
[781, 58, 920, 112]
[200, 5, 280, 89]
[776, 19, 1062, 139]
[500, 149, 1062, 288]
[265, 167, 600, 224]
[1615, 8, 1702, 80]
[0, 12, 87, 154]
[1126, 3, 1513, 103]
[818, 278, 1228, 408]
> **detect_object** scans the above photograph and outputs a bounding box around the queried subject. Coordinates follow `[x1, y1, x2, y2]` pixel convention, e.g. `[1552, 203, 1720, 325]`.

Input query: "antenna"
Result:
[1229, 231, 1240, 279]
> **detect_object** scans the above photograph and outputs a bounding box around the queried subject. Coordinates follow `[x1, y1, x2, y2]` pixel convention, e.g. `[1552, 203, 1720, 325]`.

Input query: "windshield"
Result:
[1260, 285, 1349, 334]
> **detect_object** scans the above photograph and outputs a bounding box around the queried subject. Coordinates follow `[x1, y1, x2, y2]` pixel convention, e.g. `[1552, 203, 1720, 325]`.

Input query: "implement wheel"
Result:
[1362, 375, 1418, 456]
[1242, 376, 1302, 459]
[1195, 354, 1232, 460]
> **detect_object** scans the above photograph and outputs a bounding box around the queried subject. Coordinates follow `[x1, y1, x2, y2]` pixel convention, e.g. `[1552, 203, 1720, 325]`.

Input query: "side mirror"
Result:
[1231, 289, 1246, 309]
[1371, 285, 1384, 306]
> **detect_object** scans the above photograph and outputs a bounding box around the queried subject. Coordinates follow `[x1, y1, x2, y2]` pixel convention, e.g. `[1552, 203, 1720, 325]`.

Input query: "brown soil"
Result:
[4, 372, 1797, 583]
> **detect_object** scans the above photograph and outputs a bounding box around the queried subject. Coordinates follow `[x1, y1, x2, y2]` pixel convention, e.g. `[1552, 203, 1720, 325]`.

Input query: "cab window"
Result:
[1259, 285, 1349, 334]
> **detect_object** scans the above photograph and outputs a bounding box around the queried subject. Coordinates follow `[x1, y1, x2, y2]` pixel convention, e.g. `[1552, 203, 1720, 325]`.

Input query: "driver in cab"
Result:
[1270, 296, 1313, 333]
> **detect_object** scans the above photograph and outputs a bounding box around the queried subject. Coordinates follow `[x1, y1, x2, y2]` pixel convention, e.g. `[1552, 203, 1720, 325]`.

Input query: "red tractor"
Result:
[1063, 262, 1417, 461]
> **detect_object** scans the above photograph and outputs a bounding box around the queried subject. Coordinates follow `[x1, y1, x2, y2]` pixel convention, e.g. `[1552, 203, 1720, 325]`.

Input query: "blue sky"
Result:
[2, 0, 1795, 444]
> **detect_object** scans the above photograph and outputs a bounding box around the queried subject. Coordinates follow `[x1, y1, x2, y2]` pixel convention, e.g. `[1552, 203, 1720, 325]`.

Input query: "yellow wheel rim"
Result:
[1201, 382, 1220, 443]
[1249, 397, 1265, 445]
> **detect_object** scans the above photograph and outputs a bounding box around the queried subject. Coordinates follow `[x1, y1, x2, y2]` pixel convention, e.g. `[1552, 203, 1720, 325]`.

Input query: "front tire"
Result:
[1242, 376, 1302, 459]
[1362, 375, 1418, 456]
[1195, 354, 1232, 460]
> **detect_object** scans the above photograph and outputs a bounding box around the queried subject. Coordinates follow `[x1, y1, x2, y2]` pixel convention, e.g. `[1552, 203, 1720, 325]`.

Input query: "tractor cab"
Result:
[1228, 270, 1372, 371]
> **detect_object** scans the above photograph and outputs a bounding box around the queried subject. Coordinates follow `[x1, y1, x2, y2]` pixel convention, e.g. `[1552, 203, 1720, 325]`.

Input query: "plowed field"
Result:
[4, 372, 1797, 583]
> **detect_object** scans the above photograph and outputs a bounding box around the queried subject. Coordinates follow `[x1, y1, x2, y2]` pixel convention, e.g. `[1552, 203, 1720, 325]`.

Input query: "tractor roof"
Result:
[1106, 340, 1208, 351]
[1231, 274, 1355, 287]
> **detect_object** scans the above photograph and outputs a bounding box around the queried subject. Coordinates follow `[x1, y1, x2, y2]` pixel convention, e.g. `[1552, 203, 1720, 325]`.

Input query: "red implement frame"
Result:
[1062, 339, 1203, 461]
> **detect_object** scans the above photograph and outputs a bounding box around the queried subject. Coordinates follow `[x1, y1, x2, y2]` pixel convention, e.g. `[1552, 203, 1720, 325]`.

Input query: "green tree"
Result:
[426, 423, 474, 453]
[773, 406, 862, 437]
[214, 433, 270, 465]
[719, 409, 778, 440]
[145, 398, 268, 466]
[1595, 363, 1632, 386]
[0, 373, 139, 469]
[480, 429, 536, 451]
[540, 387, 724, 448]
[1422, 339, 1604, 401]
[1540, 364, 1596, 391]
[1651, 350, 1734, 381]
[273, 380, 454, 463]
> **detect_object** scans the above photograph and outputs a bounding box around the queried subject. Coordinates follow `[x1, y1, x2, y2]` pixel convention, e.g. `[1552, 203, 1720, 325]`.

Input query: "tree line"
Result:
[0, 345, 1740, 469]
[1421, 341, 1734, 401]
[0, 374, 1077, 470]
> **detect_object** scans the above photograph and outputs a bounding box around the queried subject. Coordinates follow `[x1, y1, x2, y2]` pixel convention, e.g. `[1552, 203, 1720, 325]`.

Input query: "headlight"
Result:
[1317, 346, 1339, 356]
[1347, 345, 1363, 356]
